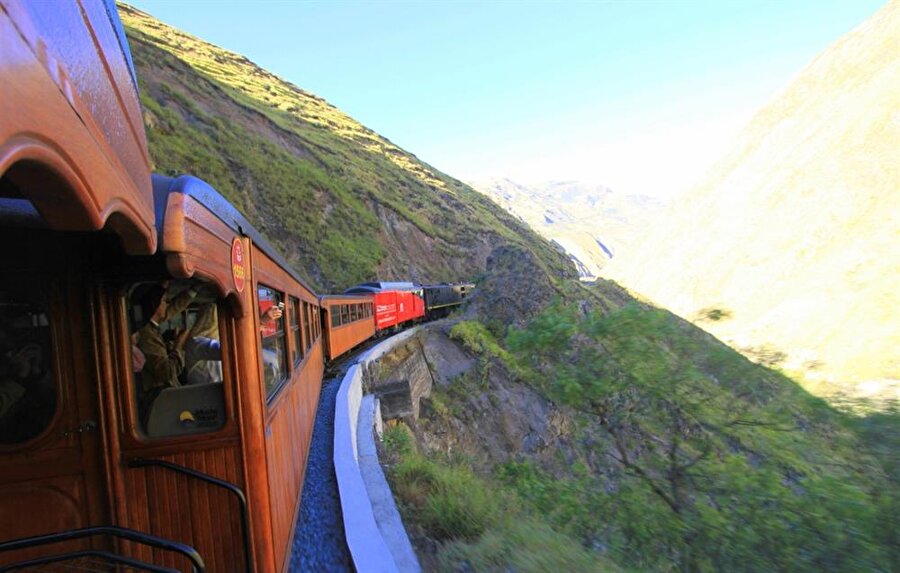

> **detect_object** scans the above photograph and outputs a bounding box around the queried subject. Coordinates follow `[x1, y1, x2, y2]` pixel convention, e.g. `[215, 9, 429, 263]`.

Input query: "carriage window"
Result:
[331, 305, 341, 327]
[341, 304, 349, 325]
[127, 279, 226, 438]
[0, 294, 56, 445]
[290, 297, 303, 366]
[314, 304, 320, 340]
[258, 285, 288, 399]
[303, 302, 312, 352]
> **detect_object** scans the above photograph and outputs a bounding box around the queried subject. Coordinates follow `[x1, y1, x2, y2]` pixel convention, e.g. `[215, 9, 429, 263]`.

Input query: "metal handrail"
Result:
[0, 525, 205, 572]
[1, 549, 180, 572]
[128, 457, 253, 573]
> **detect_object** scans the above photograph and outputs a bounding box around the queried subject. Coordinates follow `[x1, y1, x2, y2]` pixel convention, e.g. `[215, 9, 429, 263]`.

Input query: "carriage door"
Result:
[0, 240, 111, 563]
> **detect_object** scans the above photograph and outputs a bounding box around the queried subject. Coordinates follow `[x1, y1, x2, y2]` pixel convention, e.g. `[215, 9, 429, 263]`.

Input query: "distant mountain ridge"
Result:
[605, 2, 900, 402]
[473, 178, 662, 279]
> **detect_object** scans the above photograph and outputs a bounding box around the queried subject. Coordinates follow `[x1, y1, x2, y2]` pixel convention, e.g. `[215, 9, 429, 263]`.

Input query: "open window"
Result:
[126, 279, 226, 438]
[257, 284, 288, 400]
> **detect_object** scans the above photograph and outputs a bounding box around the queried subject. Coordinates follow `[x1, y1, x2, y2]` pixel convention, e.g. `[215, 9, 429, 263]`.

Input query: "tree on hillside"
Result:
[507, 302, 890, 572]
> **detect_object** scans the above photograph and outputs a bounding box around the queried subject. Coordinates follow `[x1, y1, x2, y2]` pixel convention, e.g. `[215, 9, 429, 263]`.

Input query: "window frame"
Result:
[123, 282, 232, 442]
[257, 284, 289, 402]
[289, 295, 303, 367]
[303, 301, 313, 352]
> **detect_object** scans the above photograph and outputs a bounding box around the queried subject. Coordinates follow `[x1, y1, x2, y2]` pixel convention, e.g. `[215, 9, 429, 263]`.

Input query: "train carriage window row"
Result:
[330, 302, 374, 327]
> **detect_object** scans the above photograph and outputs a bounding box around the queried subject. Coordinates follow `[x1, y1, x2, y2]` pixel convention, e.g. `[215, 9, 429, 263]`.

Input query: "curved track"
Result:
[289, 340, 381, 572]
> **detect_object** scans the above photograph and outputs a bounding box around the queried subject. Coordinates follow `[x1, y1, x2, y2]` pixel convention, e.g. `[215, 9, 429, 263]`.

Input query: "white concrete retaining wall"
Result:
[333, 328, 423, 573]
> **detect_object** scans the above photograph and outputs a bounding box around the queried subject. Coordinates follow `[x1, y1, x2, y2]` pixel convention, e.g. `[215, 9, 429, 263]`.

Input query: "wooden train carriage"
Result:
[0, 0, 155, 256]
[0, 172, 324, 570]
[1, 2, 325, 570]
[320, 294, 375, 361]
[117, 175, 325, 573]
[0, 0, 157, 566]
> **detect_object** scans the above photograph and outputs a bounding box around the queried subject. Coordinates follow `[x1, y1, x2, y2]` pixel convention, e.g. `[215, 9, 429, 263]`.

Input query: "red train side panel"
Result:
[373, 289, 425, 331]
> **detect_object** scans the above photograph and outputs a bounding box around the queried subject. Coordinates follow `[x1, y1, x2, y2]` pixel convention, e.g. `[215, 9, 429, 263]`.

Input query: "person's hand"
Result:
[263, 306, 283, 322]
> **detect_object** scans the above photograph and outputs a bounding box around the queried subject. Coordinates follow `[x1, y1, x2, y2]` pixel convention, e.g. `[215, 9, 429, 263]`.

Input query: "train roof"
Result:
[319, 293, 374, 303]
[152, 174, 315, 294]
[344, 281, 419, 294]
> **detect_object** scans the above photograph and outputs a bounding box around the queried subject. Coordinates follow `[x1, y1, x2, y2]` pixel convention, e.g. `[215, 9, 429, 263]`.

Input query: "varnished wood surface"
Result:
[161, 193, 248, 317]
[0, 235, 112, 565]
[119, 445, 247, 571]
[321, 296, 376, 361]
[0, 1, 155, 254]
[249, 244, 324, 572]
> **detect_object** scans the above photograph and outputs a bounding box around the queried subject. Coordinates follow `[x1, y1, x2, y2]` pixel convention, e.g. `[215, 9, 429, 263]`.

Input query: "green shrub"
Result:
[392, 455, 503, 541]
[382, 423, 414, 457]
[439, 519, 616, 573]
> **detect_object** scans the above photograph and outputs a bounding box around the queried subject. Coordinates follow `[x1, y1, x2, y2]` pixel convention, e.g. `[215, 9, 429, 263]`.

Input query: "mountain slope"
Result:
[119, 5, 574, 291]
[606, 2, 900, 401]
[473, 178, 663, 279]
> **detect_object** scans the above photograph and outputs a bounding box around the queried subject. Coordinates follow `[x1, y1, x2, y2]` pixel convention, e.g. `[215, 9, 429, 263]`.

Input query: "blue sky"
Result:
[127, 0, 885, 199]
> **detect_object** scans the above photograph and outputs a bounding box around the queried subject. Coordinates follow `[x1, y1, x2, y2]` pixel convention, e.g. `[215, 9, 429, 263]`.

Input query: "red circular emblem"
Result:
[231, 237, 246, 293]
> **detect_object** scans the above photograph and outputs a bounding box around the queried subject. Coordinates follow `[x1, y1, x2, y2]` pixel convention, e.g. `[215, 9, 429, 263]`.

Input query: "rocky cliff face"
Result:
[606, 2, 900, 401]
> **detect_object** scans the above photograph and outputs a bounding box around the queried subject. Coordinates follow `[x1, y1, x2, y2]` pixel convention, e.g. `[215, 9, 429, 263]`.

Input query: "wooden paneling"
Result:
[0, 235, 112, 565]
[320, 295, 376, 361]
[264, 343, 323, 572]
[162, 193, 247, 316]
[249, 243, 324, 572]
[120, 443, 247, 571]
[0, 2, 155, 254]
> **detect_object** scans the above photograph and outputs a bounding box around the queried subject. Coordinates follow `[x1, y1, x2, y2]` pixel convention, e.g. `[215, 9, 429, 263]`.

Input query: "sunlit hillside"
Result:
[606, 2, 899, 404]
[119, 5, 574, 291]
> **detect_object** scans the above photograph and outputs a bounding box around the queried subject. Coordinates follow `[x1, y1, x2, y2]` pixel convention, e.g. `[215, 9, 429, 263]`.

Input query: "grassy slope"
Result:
[119, 4, 574, 291]
[402, 298, 897, 572]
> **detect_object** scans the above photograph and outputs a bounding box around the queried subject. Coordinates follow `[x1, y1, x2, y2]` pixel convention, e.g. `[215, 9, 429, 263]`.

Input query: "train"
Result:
[0, 2, 471, 571]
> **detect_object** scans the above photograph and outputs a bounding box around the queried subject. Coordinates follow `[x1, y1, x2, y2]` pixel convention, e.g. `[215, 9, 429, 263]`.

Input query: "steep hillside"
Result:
[473, 178, 662, 279]
[119, 5, 574, 291]
[606, 2, 900, 402]
[378, 265, 897, 572]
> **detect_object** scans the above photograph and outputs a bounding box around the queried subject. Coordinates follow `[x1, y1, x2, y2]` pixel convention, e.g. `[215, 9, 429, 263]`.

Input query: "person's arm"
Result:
[260, 304, 284, 327]
[137, 330, 185, 389]
[162, 286, 199, 322]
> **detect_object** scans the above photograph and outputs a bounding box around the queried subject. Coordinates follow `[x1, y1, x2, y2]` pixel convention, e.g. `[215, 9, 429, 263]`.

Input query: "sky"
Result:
[127, 0, 885, 200]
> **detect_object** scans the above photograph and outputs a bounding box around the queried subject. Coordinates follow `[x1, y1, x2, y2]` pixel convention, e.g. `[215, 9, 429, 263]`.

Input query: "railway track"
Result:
[290, 340, 381, 571]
